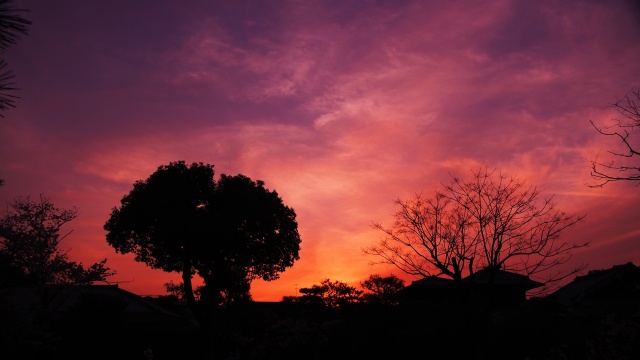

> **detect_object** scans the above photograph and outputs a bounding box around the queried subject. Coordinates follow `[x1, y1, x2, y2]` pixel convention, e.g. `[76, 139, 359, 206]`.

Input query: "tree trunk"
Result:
[182, 261, 207, 329]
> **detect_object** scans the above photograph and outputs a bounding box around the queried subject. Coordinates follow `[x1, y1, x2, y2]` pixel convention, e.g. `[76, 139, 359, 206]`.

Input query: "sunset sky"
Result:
[1, 0, 639, 301]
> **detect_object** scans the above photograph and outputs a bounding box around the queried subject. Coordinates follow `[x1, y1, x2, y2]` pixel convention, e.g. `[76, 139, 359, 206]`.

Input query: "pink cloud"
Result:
[1, 0, 639, 300]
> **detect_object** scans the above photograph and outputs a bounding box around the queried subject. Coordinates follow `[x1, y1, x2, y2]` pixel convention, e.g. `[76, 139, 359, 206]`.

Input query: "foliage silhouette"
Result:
[296, 278, 363, 308]
[360, 273, 404, 305]
[0, 0, 31, 117]
[0, 195, 114, 287]
[104, 161, 301, 323]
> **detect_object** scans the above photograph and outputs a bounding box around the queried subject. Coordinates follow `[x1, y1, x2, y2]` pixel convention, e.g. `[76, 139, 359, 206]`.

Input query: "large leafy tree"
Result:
[196, 173, 300, 306]
[105, 161, 215, 310]
[0, 195, 114, 287]
[364, 168, 586, 294]
[104, 161, 301, 312]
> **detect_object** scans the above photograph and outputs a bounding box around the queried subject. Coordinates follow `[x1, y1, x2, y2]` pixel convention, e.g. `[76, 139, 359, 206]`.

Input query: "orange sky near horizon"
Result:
[1, 0, 639, 301]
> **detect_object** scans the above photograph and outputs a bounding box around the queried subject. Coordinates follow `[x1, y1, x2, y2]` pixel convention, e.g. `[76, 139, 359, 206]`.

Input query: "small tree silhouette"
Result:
[298, 279, 363, 308]
[360, 274, 404, 305]
[0, 195, 114, 287]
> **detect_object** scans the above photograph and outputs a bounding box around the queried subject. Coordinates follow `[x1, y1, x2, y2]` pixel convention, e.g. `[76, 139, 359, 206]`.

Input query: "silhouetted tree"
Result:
[360, 274, 404, 305]
[589, 87, 640, 187]
[105, 161, 215, 313]
[0, 0, 30, 117]
[104, 161, 301, 317]
[298, 279, 363, 308]
[196, 173, 300, 307]
[0, 195, 114, 286]
[364, 168, 586, 294]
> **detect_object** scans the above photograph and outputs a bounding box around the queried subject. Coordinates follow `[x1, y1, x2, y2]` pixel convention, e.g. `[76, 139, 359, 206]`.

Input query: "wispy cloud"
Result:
[1, 0, 639, 299]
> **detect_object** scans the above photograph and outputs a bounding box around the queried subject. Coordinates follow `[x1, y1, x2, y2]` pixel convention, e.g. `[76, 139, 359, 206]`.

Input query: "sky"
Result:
[1, 0, 639, 301]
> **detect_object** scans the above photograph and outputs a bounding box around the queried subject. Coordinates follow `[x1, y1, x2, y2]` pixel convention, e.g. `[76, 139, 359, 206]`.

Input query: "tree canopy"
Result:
[360, 274, 404, 305]
[104, 161, 301, 310]
[296, 278, 363, 308]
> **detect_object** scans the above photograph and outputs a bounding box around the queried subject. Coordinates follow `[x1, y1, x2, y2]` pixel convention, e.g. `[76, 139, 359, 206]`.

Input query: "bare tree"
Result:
[364, 168, 587, 294]
[364, 192, 476, 284]
[589, 88, 640, 187]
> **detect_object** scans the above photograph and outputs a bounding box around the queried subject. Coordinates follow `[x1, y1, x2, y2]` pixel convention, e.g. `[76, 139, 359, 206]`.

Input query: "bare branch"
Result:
[588, 87, 640, 187]
[364, 168, 587, 292]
